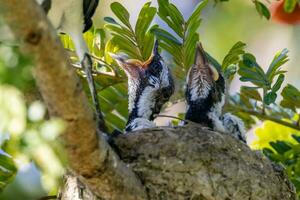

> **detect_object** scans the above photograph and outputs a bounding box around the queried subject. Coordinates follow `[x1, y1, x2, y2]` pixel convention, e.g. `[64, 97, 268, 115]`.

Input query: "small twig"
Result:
[235, 107, 300, 131]
[154, 114, 189, 124]
[65, 48, 119, 76]
[72, 63, 126, 92]
[89, 54, 117, 73]
[262, 88, 267, 115]
[71, 63, 116, 77]
[37, 196, 57, 200]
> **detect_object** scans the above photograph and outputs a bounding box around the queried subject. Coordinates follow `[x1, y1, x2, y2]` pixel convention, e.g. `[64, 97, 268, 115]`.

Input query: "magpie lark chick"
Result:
[185, 43, 246, 143]
[111, 41, 174, 133]
[37, 0, 105, 130]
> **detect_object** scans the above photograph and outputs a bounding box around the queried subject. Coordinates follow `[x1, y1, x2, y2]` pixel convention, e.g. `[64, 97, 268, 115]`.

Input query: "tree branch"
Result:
[235, 107, 300, 131]
[0, 0, 146, 199]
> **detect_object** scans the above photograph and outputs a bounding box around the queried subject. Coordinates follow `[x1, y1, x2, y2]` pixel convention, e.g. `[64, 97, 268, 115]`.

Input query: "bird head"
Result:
[110, 40, 174, 121]
[186, 43, 225, 109]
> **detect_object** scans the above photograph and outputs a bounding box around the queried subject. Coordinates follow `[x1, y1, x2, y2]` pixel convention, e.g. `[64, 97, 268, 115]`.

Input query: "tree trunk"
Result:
[60, 124, 297, 200]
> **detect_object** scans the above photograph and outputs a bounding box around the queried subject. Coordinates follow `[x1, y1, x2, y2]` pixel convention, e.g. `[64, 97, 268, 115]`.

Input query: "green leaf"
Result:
[93, 28, 106, 57]
[0, 153, 17, 192]
[111, 35, 140, 58]
[238, 68, 267, 87]
[151, 27, 182, 46]
[224, 64, 237, 79]
[262, 148, 276, 160]
[184, 33, 199, 68]
[292, 135, 300, 143]
[254, 0, 271, 19]
[157, 0, 184, 37]
[104, 17, 119, 25]
[272, 74, 285, 93]
[270, 141, 292, 155]
[284, 0, 298, 13]
[205, 52, 222, 72]
[242, 53, 266, 77]
[141, 31, 155, 60]
[222, 41, 246, 71]
[186, 18, 202, 37]
[135, 2, 157, 48]
[266, 48, 289, 82]
[0, 154, 16, 173]
[105, 24, 134, 41]
[111, 2, 132, 28]
[107, 2, 158, 61]
[240, 91, 255, 109]
[264, 91, 277, 105]
[168, 4, 185, 28]
[241, 86, 262, 101]
[159, 42, 183, 61]
[280, 84, 300, 111]
[238, 53, 268, 87]
[187, 0, 209, 26]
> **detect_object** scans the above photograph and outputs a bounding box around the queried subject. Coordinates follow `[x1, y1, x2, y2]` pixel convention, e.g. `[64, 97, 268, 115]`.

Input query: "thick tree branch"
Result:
[0, 1, 146, 199]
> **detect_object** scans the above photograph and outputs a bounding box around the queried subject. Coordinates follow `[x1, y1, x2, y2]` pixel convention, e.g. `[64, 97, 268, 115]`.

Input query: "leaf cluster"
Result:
[104, 2, 156, 61]
[153, 0, 208, 80]
[263, 135, 300, 196]
[225, 47, 299, 129]
[238, 48, 288, 106]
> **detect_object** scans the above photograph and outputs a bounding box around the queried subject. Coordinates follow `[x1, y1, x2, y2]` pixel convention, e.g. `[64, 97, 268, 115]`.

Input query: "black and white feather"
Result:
[185, 43, 246, 143]
[111, 41, 174, 133]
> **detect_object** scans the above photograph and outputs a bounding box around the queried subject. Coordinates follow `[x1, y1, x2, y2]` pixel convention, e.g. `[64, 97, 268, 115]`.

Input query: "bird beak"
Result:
[110, 52, 142, 78]
[142, 40, 162, 72]
[109, 52, 128, 63]
[195, 43, 219, 81]
[152, 39, 159, 57]
[150, 39, 161, 63]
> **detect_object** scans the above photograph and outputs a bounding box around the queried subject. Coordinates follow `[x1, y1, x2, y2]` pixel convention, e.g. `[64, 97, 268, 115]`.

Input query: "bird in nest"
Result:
[110, 41, 175, 133]
[185, 43, 246, 143]
[37, 0, 105, 130]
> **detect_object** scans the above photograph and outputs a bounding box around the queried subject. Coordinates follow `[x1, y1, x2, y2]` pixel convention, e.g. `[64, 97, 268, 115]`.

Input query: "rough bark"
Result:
[58, 171, 99, 200]
[0, 1, 146, 199]
[113, 124, 297, 200]
[59, 124, 297, 200]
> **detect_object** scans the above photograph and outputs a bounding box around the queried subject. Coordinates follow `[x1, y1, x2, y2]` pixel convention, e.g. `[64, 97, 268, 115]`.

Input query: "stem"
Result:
[297, 113, 300, 127]
[181, 22, 188, 69]
[154, 114, 200, 126]
[72, 63, 116, 77]
[154, 114, 187, 123]
[89, 54, 118, 73]
[235, 107, 300, 131]
[262, 88, 267, 114]
[65, 48, 119, 76]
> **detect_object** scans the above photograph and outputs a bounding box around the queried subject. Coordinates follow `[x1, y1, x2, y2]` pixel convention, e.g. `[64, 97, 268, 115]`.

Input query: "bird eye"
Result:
[160, 88, 171, 100]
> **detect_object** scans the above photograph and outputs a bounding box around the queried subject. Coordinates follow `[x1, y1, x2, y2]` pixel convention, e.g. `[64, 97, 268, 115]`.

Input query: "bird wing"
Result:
[83, 0, 99, 32]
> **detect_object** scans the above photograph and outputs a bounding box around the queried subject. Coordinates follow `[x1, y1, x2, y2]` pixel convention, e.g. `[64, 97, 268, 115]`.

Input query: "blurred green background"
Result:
[1, 0, 300, 199]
